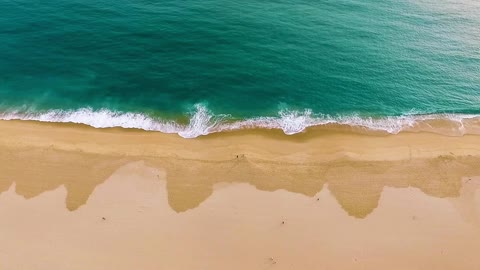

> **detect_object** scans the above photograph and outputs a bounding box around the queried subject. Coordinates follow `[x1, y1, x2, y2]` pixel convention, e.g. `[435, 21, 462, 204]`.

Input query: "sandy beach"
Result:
[0, 119, 480, 270]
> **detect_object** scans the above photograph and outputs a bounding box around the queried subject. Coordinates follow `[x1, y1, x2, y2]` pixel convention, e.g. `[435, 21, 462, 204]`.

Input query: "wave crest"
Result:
[179, 104, 228, 138]
[1, 105, 479, 138]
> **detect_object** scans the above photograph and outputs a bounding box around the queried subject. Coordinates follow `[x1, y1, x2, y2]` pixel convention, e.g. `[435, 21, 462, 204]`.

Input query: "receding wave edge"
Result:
[1, 104, 480, 138]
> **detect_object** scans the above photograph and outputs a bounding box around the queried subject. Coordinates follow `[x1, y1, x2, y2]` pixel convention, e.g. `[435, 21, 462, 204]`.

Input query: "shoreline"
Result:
[1, 119, 480, 269]
[1, 107, 480, 138]
[1, 118, 480, 212]
[1, 119, 480, 161]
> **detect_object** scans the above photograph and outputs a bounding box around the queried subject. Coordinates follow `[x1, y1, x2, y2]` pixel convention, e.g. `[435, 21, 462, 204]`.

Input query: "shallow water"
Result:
[0, 0, 479, 137]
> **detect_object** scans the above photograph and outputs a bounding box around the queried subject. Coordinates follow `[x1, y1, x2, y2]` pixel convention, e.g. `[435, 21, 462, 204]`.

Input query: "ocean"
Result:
[0, 0, 479, 138]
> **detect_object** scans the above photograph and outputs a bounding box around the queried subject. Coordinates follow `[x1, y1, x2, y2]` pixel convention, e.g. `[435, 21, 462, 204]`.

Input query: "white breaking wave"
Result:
[0, 104, 228, 139]
[1, 107, 184, 134]
[1, 105, 479, 138]
[178, 104, 228, 138]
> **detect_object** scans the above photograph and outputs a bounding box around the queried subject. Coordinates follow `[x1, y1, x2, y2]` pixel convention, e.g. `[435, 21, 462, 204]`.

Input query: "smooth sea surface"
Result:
[0, 0, 479, 137]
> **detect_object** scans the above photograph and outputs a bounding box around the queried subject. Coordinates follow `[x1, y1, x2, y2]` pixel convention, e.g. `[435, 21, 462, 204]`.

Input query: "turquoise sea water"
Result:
[0, 0, 479, 137]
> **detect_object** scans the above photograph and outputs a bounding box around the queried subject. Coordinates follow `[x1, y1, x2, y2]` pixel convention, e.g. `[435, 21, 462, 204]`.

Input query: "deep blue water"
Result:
[0, 0, 479, 137]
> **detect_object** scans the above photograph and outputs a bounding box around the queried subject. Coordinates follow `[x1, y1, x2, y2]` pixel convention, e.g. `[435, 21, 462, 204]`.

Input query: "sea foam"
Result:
[1, 105, 479, 138]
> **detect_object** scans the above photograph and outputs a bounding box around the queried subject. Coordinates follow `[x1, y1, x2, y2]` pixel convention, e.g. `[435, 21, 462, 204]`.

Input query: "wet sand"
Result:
[0, 120, 479, 270]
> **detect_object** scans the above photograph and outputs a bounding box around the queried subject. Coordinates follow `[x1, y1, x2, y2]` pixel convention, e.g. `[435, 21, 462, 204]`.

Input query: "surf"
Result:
[1, 104, 480, 138]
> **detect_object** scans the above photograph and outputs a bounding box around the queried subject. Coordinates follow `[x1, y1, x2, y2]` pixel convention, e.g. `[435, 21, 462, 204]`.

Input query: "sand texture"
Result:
[0, 120, 479, 270]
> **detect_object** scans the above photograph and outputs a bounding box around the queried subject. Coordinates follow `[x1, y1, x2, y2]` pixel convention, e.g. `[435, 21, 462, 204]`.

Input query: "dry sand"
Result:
[0, 120, 479, 270]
